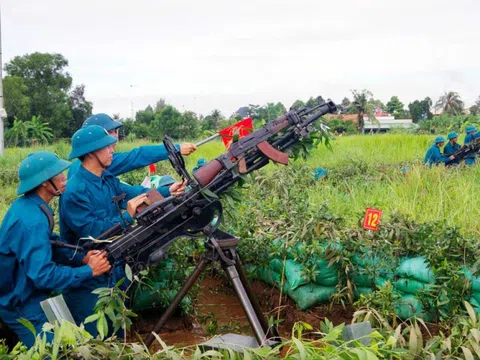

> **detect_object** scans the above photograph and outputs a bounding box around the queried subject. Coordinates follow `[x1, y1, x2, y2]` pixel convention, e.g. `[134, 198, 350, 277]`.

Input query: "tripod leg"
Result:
[224, 264, 275, 347]
[145, 256, 208, 348]
[235, 256, 280, 340]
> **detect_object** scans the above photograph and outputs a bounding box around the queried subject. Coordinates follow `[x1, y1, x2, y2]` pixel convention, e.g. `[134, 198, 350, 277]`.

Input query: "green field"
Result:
[2, 134, 478, 235]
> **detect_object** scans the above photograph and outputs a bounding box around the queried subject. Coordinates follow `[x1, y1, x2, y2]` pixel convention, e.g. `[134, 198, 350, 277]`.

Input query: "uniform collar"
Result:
[78, 164, 104, 189]
[24, 192, 54, 215]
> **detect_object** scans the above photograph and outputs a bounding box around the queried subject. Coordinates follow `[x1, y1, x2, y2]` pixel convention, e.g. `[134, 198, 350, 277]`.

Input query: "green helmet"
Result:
[17, 151, 71, 195]
[447, 132, 458, 140]
[82, 113, 122, 132]
[434, 136, 446, 144]
[466, 125, 477, 133]
[68, 125, 117, 160]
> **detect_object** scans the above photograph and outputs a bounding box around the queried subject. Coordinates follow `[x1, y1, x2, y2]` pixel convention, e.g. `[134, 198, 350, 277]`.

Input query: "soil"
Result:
[132, 275, 446, 350]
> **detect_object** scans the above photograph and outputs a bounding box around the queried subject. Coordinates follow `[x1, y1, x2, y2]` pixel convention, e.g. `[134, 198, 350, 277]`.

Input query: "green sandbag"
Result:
[394, 295, 432, 321]
[352, 252, 395, 279]
[352, 273, 375, 287]
[396, 257, 434, 283]
[461, 268, 480, 292]
[469, 298, 480, 313]
[269, 258, 285, 274]
[132, 282, 191, 312]
[284, 259, 309, 290]
[395, 278, 430, 295]
[375, 276, 390, 288]
[288, 284, 336, 311]
[314, 259, 338, 286]
[150, 261, 184, 282]
[472, 292, 480, 305]
[354, 286, 374, 299]
[269, 259, 308, 290]
[256, 267, 282, 287]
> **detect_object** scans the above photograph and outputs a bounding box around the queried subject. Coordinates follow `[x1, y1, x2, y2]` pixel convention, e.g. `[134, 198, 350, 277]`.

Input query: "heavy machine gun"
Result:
[67, 100, 337, 347]
[446, 136, 480, 165]
[89, 100, 337, 271]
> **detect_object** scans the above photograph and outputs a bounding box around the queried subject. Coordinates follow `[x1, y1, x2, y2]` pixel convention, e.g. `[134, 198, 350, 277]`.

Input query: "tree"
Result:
[339, 97, 351, 114]
[291, 100, 305, 109]
[68, 85, 93, 135]
[210, 109, 223, 128]
[6, 118, 30, 146]
[154, 98, 167, 112]
[135, 105, 155, 125]
[351, 89, 373, 133]
[435, 91, 464, 115]
[28, 115, 53, 144]
[386, 96, 405, 118]
[154, 105, 198, 139]
[306, 96, 325, 107]
[3, 76, 30, 127]
[3, 52, 92, 138]
[408, 97, 433, 122]
[469, 96, 480, 116]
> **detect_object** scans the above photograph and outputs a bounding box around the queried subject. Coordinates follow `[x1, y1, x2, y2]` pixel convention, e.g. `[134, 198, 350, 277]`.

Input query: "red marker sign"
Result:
[363, 208, 382, 231]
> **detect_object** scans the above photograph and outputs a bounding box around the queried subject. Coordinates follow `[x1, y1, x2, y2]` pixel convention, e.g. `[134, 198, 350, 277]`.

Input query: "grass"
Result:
[1, 133, 480, 235]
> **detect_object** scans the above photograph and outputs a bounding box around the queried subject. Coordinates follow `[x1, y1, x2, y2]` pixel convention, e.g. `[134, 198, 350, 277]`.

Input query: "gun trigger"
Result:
[257, 141, 289, 165]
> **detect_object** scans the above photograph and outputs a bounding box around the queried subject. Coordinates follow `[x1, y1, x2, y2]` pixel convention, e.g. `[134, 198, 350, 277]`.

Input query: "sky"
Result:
[3, 0, 480, 118]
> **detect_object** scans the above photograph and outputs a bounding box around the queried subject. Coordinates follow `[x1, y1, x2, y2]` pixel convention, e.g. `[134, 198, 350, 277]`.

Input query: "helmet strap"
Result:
[48, 179, 62, 196]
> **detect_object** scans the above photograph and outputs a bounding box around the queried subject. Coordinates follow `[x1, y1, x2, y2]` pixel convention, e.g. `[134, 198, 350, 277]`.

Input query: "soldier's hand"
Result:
[449, 155, 455, 160]
[82, 250, 101, 265]
[180, 143, 197, 155]
[87, 251, 112, 276]
[127, 193, 148, 217]
[169, 180, 188, 196]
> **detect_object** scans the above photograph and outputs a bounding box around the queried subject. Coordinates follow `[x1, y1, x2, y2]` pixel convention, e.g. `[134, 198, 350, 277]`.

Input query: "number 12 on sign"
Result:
[363, 208, 382, 231]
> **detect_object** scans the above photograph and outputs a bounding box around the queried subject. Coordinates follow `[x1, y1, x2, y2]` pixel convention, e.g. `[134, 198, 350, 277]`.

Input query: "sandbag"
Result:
[394, 295, 432, 321]
[375, 276, 390, 288]
[461, 268, 480, 292]
[256, 267, 282, 288]
[132, 282, 191, 312]
[269, 259, 309, 290]
[352, 252, 395, 279]
[396, 257, 434, 283]
[150, 261, 184, 282]
[472, 291, 480, 305]
[352, 273, 375, 287]
[395, 278, 430, 295]
[314, 259, 338, 286]
[288, 284, 336, 311]
[354, 286, 374, 299]
[269, 258, 285, 274]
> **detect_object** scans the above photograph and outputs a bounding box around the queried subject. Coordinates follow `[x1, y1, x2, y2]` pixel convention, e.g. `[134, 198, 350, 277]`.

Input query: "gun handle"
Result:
[193, 159, 224, 187]
[137, 189, 164, 214]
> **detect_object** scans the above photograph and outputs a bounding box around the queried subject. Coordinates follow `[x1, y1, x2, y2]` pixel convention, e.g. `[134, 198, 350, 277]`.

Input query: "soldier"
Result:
[443, 132, 461, 165]
[464, 125, 477, 165]
[424, 136, 455, 166]
[0, 152, 111, 347]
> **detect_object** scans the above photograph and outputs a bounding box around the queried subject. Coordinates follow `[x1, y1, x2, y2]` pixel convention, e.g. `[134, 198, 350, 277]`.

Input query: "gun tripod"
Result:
[144, 229, 280, 348]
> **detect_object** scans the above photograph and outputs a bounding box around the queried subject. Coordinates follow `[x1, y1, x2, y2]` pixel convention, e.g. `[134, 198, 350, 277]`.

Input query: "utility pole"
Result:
[0, 10, 6, 155]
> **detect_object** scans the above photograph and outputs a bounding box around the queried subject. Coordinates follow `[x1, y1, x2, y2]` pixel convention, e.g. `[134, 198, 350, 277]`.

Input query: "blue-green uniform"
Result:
[424, 145, 450, 166]
[464, 133, 476, 165]
[443, 142, 461, 165]
[0, 193, 92, 347]
[67, 144, 180, 179]
[60, 166, 170, 335]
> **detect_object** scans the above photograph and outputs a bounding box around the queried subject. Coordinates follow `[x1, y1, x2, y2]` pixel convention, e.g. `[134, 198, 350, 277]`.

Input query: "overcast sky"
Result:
[3, 0, 480, 118]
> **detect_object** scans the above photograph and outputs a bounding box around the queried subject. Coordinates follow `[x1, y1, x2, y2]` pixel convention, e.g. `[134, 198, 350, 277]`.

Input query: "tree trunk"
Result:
[358, 113, 364, 133]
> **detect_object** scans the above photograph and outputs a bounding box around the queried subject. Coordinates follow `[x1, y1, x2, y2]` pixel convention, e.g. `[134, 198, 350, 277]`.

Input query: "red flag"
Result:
[149, 164, 156, 174]
[218, 118, 254, 150]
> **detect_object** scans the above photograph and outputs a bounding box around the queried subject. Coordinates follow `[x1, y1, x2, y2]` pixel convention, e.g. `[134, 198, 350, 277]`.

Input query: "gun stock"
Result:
[193, 159, 224, 187]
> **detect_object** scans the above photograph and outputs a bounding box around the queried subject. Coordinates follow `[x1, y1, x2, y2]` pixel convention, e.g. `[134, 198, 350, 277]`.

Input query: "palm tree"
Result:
[5, 118, 30, 146]
[351, 89, 373, 133]
[210, 109, 223, 128]
[28, 115, 54, 144]
[435, 91, 464, 115]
